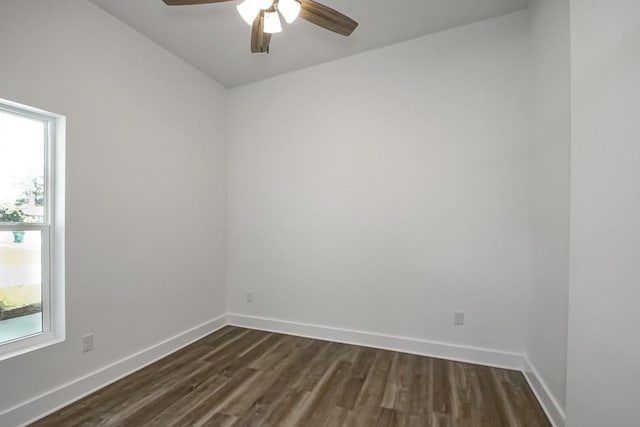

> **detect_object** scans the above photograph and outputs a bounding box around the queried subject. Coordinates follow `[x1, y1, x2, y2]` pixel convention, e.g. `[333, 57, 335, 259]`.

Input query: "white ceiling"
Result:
[89, 0, 529, 88]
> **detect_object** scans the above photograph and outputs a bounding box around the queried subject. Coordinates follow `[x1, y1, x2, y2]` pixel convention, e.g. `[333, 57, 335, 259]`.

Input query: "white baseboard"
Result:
[522, 357, 566, 427]
[227, 313, 524, 370]
[229, 314, 564, 426]
[0, 314, 228, 427]
[2, 312, 563, 427]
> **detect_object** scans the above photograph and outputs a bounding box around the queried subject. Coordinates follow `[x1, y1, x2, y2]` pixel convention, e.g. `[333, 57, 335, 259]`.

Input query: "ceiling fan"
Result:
[162, 0, 358, 54]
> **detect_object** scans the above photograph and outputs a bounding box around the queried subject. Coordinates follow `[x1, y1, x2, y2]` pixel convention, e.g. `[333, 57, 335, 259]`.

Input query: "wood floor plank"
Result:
[31, 327, 551, 427]
[492, 369, 551, 427]
[146, 374, 230, 427]
[177, 367, 259, 426]
[201, 412, 237, 427]
[200, 329, 267, 365]
[278, 360, 340, 426]
[382, 352, 418, 412]
[220, 369, 283, 418]
[216, 333, 285, 378]
[372, 407, 429, 427]
[304, 360, 353, 426]
[381, 352, 403, 409]
[292, 341, 341, 392]
[231, 337, 319, 426]
[506, 370, 552, 427]
[475, 364, 512, 427]
[248, 334, 298, 371]
[432, 359, 452, 415]
[407, 355, 432, 416]
[336, 347, 377, 410]
[450, 361, 473, 424]
[350, 350, 394, 424]
[107, 363, 217, 426]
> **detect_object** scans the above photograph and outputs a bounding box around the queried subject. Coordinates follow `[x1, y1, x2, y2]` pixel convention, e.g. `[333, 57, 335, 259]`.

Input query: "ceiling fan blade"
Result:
[162, 0, 234, 5]
[299, 0, 358, 36]
[251, 12, 271, 54]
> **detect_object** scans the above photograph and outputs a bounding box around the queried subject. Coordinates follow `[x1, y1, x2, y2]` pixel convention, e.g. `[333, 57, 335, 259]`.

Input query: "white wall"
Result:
[228, 12, 532, 355]
[566, 1, 640, 425]
[526, 0, 570, 419]
[0, 0, 227, 422]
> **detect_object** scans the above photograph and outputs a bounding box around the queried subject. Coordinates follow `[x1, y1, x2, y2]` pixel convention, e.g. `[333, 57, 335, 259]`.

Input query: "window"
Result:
[0, 99, 64, 360]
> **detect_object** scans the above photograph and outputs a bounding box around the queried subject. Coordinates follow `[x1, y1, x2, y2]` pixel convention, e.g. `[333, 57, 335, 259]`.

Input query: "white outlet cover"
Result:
[82, 334, 94, 352]
[454, 312, 465, 326]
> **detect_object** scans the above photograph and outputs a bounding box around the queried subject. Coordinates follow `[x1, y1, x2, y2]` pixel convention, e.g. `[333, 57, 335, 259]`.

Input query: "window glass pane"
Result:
[0, 230, 43, 344]
[0, 110, 45, 224]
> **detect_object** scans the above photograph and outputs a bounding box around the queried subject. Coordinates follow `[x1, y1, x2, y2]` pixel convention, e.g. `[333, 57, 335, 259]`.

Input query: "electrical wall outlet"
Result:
[454, 311, 465, 326]
[82, 333, 94, 353]
[246, 291, 253, 303]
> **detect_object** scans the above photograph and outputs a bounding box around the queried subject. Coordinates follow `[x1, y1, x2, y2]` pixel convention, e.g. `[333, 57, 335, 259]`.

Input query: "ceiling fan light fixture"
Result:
[236, 0, 261, 25]
[277, 0, 301, 24]
[163, 0, 358, 54]
[263, 10, 282, 33]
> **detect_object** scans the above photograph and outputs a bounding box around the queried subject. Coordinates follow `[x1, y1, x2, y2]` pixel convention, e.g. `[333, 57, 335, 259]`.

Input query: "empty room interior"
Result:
[0, 0, 638, 426]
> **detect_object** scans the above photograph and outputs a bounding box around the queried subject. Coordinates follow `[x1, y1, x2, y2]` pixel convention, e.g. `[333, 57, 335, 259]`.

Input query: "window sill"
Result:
[0, 332, 65, 363]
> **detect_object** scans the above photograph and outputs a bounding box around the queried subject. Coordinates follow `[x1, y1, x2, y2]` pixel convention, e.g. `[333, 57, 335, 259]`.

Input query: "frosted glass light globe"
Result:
[278, 0, 301, 24]
[263, 10, 282, 33]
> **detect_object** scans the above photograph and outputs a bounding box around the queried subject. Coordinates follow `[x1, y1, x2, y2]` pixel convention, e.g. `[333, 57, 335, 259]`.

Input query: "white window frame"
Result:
[0, 98, 65, 361]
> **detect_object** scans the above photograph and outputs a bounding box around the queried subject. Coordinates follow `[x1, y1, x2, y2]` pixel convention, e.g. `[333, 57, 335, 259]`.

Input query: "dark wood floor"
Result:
[32, 326, 550, 426]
